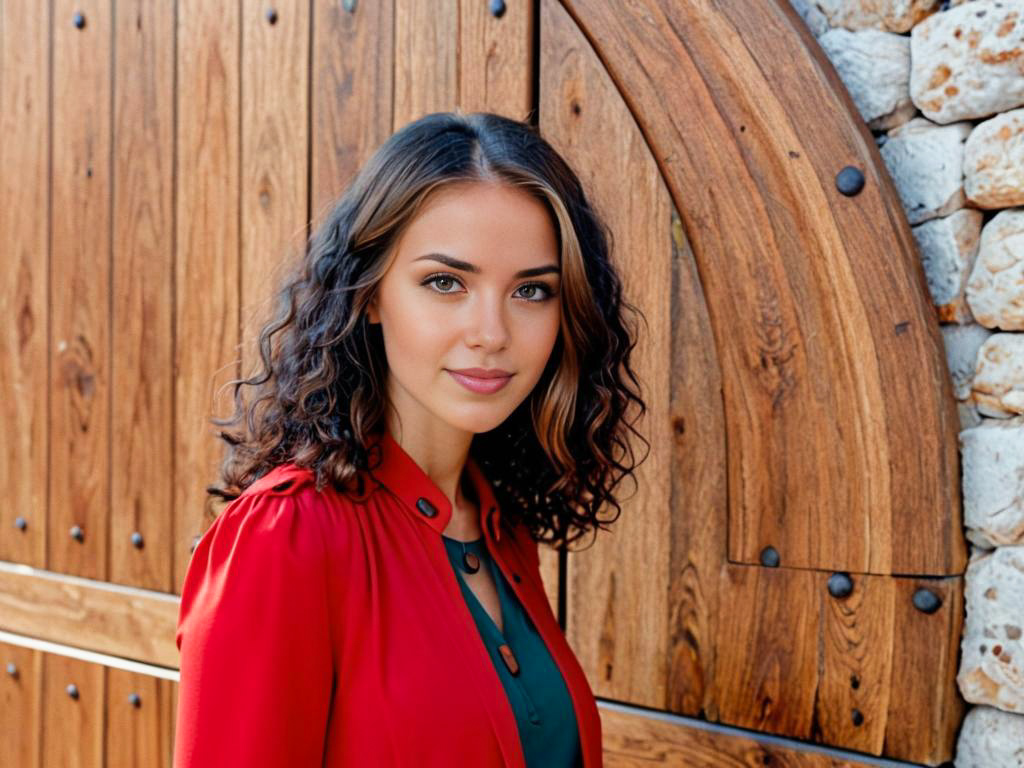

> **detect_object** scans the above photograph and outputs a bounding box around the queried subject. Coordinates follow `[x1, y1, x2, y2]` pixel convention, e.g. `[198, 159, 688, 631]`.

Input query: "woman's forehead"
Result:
[394, 184, 559, 268]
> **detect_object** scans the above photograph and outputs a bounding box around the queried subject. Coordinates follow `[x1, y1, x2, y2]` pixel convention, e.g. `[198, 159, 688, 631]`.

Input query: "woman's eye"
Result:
[516, 283, 554, 302]
[423, 274, 463, 293]
[421, 274, 555, 302]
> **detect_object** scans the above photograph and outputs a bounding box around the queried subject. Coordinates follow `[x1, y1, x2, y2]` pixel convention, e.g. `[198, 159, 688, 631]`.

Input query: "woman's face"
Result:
[366, 181, 562, 438]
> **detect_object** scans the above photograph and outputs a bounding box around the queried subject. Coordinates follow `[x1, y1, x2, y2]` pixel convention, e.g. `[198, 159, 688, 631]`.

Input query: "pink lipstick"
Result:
[446, 368, 514, 394]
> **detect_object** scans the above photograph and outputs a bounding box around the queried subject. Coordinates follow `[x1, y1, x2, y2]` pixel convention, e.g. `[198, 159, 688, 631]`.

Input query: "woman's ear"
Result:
[366, 294, 379, 324]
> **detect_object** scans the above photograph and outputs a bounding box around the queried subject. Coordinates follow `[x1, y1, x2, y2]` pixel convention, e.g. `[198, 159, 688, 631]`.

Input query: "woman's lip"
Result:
[446, 370, 513, 394]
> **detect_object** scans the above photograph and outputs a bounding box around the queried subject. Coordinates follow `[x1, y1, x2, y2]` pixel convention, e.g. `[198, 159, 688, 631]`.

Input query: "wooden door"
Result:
[0, 1, 966, 764]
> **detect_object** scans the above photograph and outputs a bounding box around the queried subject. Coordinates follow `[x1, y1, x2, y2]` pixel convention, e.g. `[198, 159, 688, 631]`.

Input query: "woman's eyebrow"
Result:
[413, 252, 560, 278]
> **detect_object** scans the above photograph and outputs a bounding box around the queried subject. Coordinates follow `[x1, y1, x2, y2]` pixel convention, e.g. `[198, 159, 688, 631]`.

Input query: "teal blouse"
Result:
[441, 533, 582, 768]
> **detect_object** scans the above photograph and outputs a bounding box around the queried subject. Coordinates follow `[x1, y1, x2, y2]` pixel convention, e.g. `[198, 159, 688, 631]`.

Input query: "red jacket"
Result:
[174, 428, 603, 767]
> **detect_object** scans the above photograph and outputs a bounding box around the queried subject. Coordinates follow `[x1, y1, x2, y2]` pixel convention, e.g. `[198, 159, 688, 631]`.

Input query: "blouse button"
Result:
[512, 573, 521, 583]
[498, 644, 520, 676]
[416, 497, 438, 517]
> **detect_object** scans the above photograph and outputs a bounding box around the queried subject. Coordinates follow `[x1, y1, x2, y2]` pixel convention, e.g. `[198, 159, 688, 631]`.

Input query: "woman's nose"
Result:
[466, 294, 511, 349]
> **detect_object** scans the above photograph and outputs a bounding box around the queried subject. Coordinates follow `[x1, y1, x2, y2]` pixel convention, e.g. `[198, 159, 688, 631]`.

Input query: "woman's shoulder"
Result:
[211, 462, 371, 553]
[195, 464, 335, 569]
[237, 462, 317, 498]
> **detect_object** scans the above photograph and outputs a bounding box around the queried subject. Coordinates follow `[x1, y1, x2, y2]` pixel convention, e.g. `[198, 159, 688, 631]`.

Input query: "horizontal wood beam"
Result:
[0, 561, 179, 668]
[599, 700, 929, 767]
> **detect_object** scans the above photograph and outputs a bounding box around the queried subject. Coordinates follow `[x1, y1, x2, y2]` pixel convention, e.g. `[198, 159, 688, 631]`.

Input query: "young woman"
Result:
[174, 111, 647, 768]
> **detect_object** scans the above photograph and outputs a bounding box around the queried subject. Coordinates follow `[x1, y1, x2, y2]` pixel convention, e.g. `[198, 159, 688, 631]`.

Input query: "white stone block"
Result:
[966, 209, 1024, 328]
[910, 0, 1024, 123]
[819, 27, 917, 128]
[970, 333, 1024, 416]
[960, 416, 1024, 546]
[957, 545, 1024, 713]
[914, 207, 985, 322]
[880, 116, 973, 224]
[965, 109, 1024, 208]
[944, 322, 993, 398]
[954, 704, 1024, 767]
[810, 0, 940, 33]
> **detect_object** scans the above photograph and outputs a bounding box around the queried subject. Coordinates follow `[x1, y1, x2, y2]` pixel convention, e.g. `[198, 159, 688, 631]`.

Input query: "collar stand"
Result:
[365, 427, 502, 541]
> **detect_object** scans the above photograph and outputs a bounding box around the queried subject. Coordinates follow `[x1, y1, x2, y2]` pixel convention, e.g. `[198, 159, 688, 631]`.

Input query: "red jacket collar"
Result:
[365, 427, 503, 541]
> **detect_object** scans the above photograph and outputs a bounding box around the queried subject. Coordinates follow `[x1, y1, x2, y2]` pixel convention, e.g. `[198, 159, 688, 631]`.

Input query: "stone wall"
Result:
[789, 1, 1024, 763]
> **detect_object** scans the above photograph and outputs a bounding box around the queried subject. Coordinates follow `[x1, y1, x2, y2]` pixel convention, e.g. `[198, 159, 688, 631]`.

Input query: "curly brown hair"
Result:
[208, 110, 649, 549]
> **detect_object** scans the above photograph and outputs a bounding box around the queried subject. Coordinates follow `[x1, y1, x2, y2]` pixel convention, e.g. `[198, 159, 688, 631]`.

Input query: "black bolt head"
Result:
[759, 546, 780, 567]
[836, 165, 865, 196]
[827, 572, 854, 599]
[913, 587, 942, 614]
[73, 12, 85, 29]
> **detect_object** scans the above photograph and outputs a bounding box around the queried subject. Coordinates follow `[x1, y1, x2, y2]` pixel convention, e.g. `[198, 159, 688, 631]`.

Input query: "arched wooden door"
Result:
[0, 1, 965, 765]
[542, 2, 966, 765]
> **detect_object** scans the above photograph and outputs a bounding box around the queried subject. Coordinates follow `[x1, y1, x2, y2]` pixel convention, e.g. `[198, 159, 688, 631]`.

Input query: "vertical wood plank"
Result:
[173, 0, 241, 587]
[540, 0, 674, 707]
[883, 576, 966, 763]
[817, 572, 895, 753]
[710, 564, 820, 737]
[0, 641, 44, 767]
[169, 676, 179, 763]
[664, 209, 729, 716]
[42, 653, 105, 767]
[393, 0, 458, 128]
[310, 0, 394, 223]
[110, 0, 176, 592]
[240, 0, 311, 375]
[50, 0, 112, 581]
[106, 666, 175, 768]
[458, 0, 533, 117]
[0, 0, 51, 569]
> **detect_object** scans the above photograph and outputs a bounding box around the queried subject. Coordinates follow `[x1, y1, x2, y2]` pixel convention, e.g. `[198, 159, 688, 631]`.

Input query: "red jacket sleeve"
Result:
[174, 487, 333, 767]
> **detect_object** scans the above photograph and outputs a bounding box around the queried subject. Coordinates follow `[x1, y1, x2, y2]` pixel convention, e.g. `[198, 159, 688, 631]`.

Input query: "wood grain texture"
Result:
[708, 569, 966, 763]
[600, 704, 915, 767]
[394, 0, 458, 128]
[541, 0, 675, 708]
[42, 653, 104, 767]
[0, 563, 180, 668]
[542, 0, 966, 762]
[173, 0, 241, 589]
[664, 207, 729, 719]
[459, 0, 534, 117]
[310, 0, 394, 223]
[710, 565, 820, 738]
[557, 0, 965, 578]
[240, 0, 311, 385]
[0, 1, 972, 764]
[884, 576, 965, 764]
[0, 0, 50, 570]
[0, 641, 44, 768]
[106, 665, 176, 768]
[50, 0, 112, 582]
[110, 0, 176, 592]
